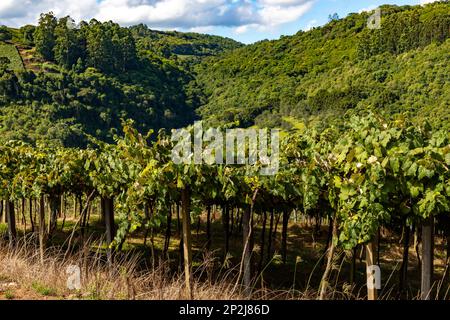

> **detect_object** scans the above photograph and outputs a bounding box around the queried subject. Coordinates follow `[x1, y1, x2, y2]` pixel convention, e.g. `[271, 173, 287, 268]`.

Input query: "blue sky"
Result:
[0, 0, 440, 44]
[217, 0, 432, 43]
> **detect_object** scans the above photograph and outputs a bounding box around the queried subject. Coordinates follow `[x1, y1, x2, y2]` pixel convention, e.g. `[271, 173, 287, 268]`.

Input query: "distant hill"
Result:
[130, 25, 243, 62]
[0, 16, 242, 147]
[1, 3, 449, 147]
[195, 2, 450, 129]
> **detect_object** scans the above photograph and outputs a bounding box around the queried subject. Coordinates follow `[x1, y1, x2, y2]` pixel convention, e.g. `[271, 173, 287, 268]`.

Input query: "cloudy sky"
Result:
[0, 0, 442, 43]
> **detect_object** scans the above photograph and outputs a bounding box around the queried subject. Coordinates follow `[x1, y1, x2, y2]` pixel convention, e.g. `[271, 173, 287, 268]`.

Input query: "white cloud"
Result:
[0, 0, 315, 33]
[420, 0, 440, 4]
[305, 19, 318, 31]
[358, 6, 378, 14]
[188, 26, 215, 33]
[259, 1, 314, 27]
[0, 0, 97, 27]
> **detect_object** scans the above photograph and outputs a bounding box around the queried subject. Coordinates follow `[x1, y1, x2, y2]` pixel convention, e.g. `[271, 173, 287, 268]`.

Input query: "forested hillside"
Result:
[195, 2, 450, 129]
[1, 3, 448, 146]
[0, 3, 449, 302]
[0, 14, 241, 146]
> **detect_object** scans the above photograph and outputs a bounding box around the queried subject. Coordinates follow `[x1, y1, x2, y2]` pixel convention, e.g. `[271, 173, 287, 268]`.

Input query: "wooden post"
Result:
[48, 195, 60, 236]
[267, 210, 274, 262]
[29, 198, 34, 232]
[421, 215, 434, 300]
[319, 216, 337, 300]
[366, 238, 378, 300]
[223, 205, 230, 258]
[2, 200, 8, 223]
[206, 205, 211, 250]
[100, 198, 105, 224]
[242, 206, 253, 297]
[6, 200, 16, 246]
[103, 197, 115, 264]
[399, 222, 410, 295]
[258, 211, 267, 275]
[163, 209, 172, 258]
[181, 188, 193, 300]
[39, 195, 46, 265]
[281, 210, 289, 264]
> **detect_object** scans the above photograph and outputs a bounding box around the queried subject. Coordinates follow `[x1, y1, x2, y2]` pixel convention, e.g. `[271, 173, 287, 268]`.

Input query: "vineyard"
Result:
[1, 112, 449, 300]
[0, 44, 25, 72]
[0, 2, 449, 302]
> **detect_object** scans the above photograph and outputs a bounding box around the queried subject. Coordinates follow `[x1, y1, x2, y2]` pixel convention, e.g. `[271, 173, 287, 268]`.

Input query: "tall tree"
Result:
[54, 16, 83, 68]
[34, 12, 57, 61]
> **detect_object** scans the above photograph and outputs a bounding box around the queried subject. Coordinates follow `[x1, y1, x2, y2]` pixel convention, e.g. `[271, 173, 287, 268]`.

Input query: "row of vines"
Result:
[0, 112, 449, 300]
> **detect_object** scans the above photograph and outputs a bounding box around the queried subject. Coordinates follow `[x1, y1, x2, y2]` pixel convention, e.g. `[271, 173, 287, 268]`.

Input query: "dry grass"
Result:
[0, 237, 246, 300]
[1, 239, 448, 300]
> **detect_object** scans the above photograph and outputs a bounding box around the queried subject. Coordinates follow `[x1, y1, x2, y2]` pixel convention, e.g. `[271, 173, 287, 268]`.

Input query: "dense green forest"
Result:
[0, 2, 449, 301]
[195, 2, 450, 129]
[1, 3, 449, 144]
[0, 14, 241, 146]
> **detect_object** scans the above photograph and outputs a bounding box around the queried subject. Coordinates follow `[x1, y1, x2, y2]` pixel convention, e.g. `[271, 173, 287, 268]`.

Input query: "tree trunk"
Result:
[103, 197, 115, 265]
[59, 194, 64, 218]
[314, 214, 321, 236]
[39, 195, 46, 265]
[319, 215, 337, 300]
[267, 210, 274, 262]
[196, 216, 201, 237]
[6, 201, 16, 246]
[21, 198, 26, 226]
[414, 224, 421, 270]
[100, 197, 106, 225]
[48, 196, 60, 236]
[377, 228, 381, 265]
[281, 210, 289, 264]
[446, 235, 450, 262]
[238, 208, 243, 234]
[242, 206, 253, 297]
[176, 204, 181, 237]
[73, 195, 77, 219]
[29, 198, 34, 232]
[60, 196, 67, 231]
[322, 216, 334, 266]
[421, 216, 434, 300]
[179, 236, 184, 271]
[163, 209, 172, 258]
[230, 207, 234, 237]
[2, 200, 8, 223]
[223, 205, 230, 258]
[349, 246, 357, 285]
[258, 211, 267, 275]
[366, 238, 378, 300]
[181, 188, 193, 300]
[273, 212, 281, 246]
[206, 205, 211, 250]
[399, 221, 410, 296]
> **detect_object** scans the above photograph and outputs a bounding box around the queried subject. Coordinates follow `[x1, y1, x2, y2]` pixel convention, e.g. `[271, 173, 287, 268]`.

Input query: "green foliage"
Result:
[0, 13, 241, 146]
[0, 113, 448, 251]
[0, 4, 448, 254]
[4, 290, 15, 299]
[195, 2, 450, 130]
[0, 26, 12, 41]
[34, 12, 57, 60]
[357, 3, 450, 59]
[131, 24, 243, 64]
[54, 17, 83, 68]
[20, 25, 36, 46]
[31, 282, 56, 296]
[0, 44, 25, 72]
